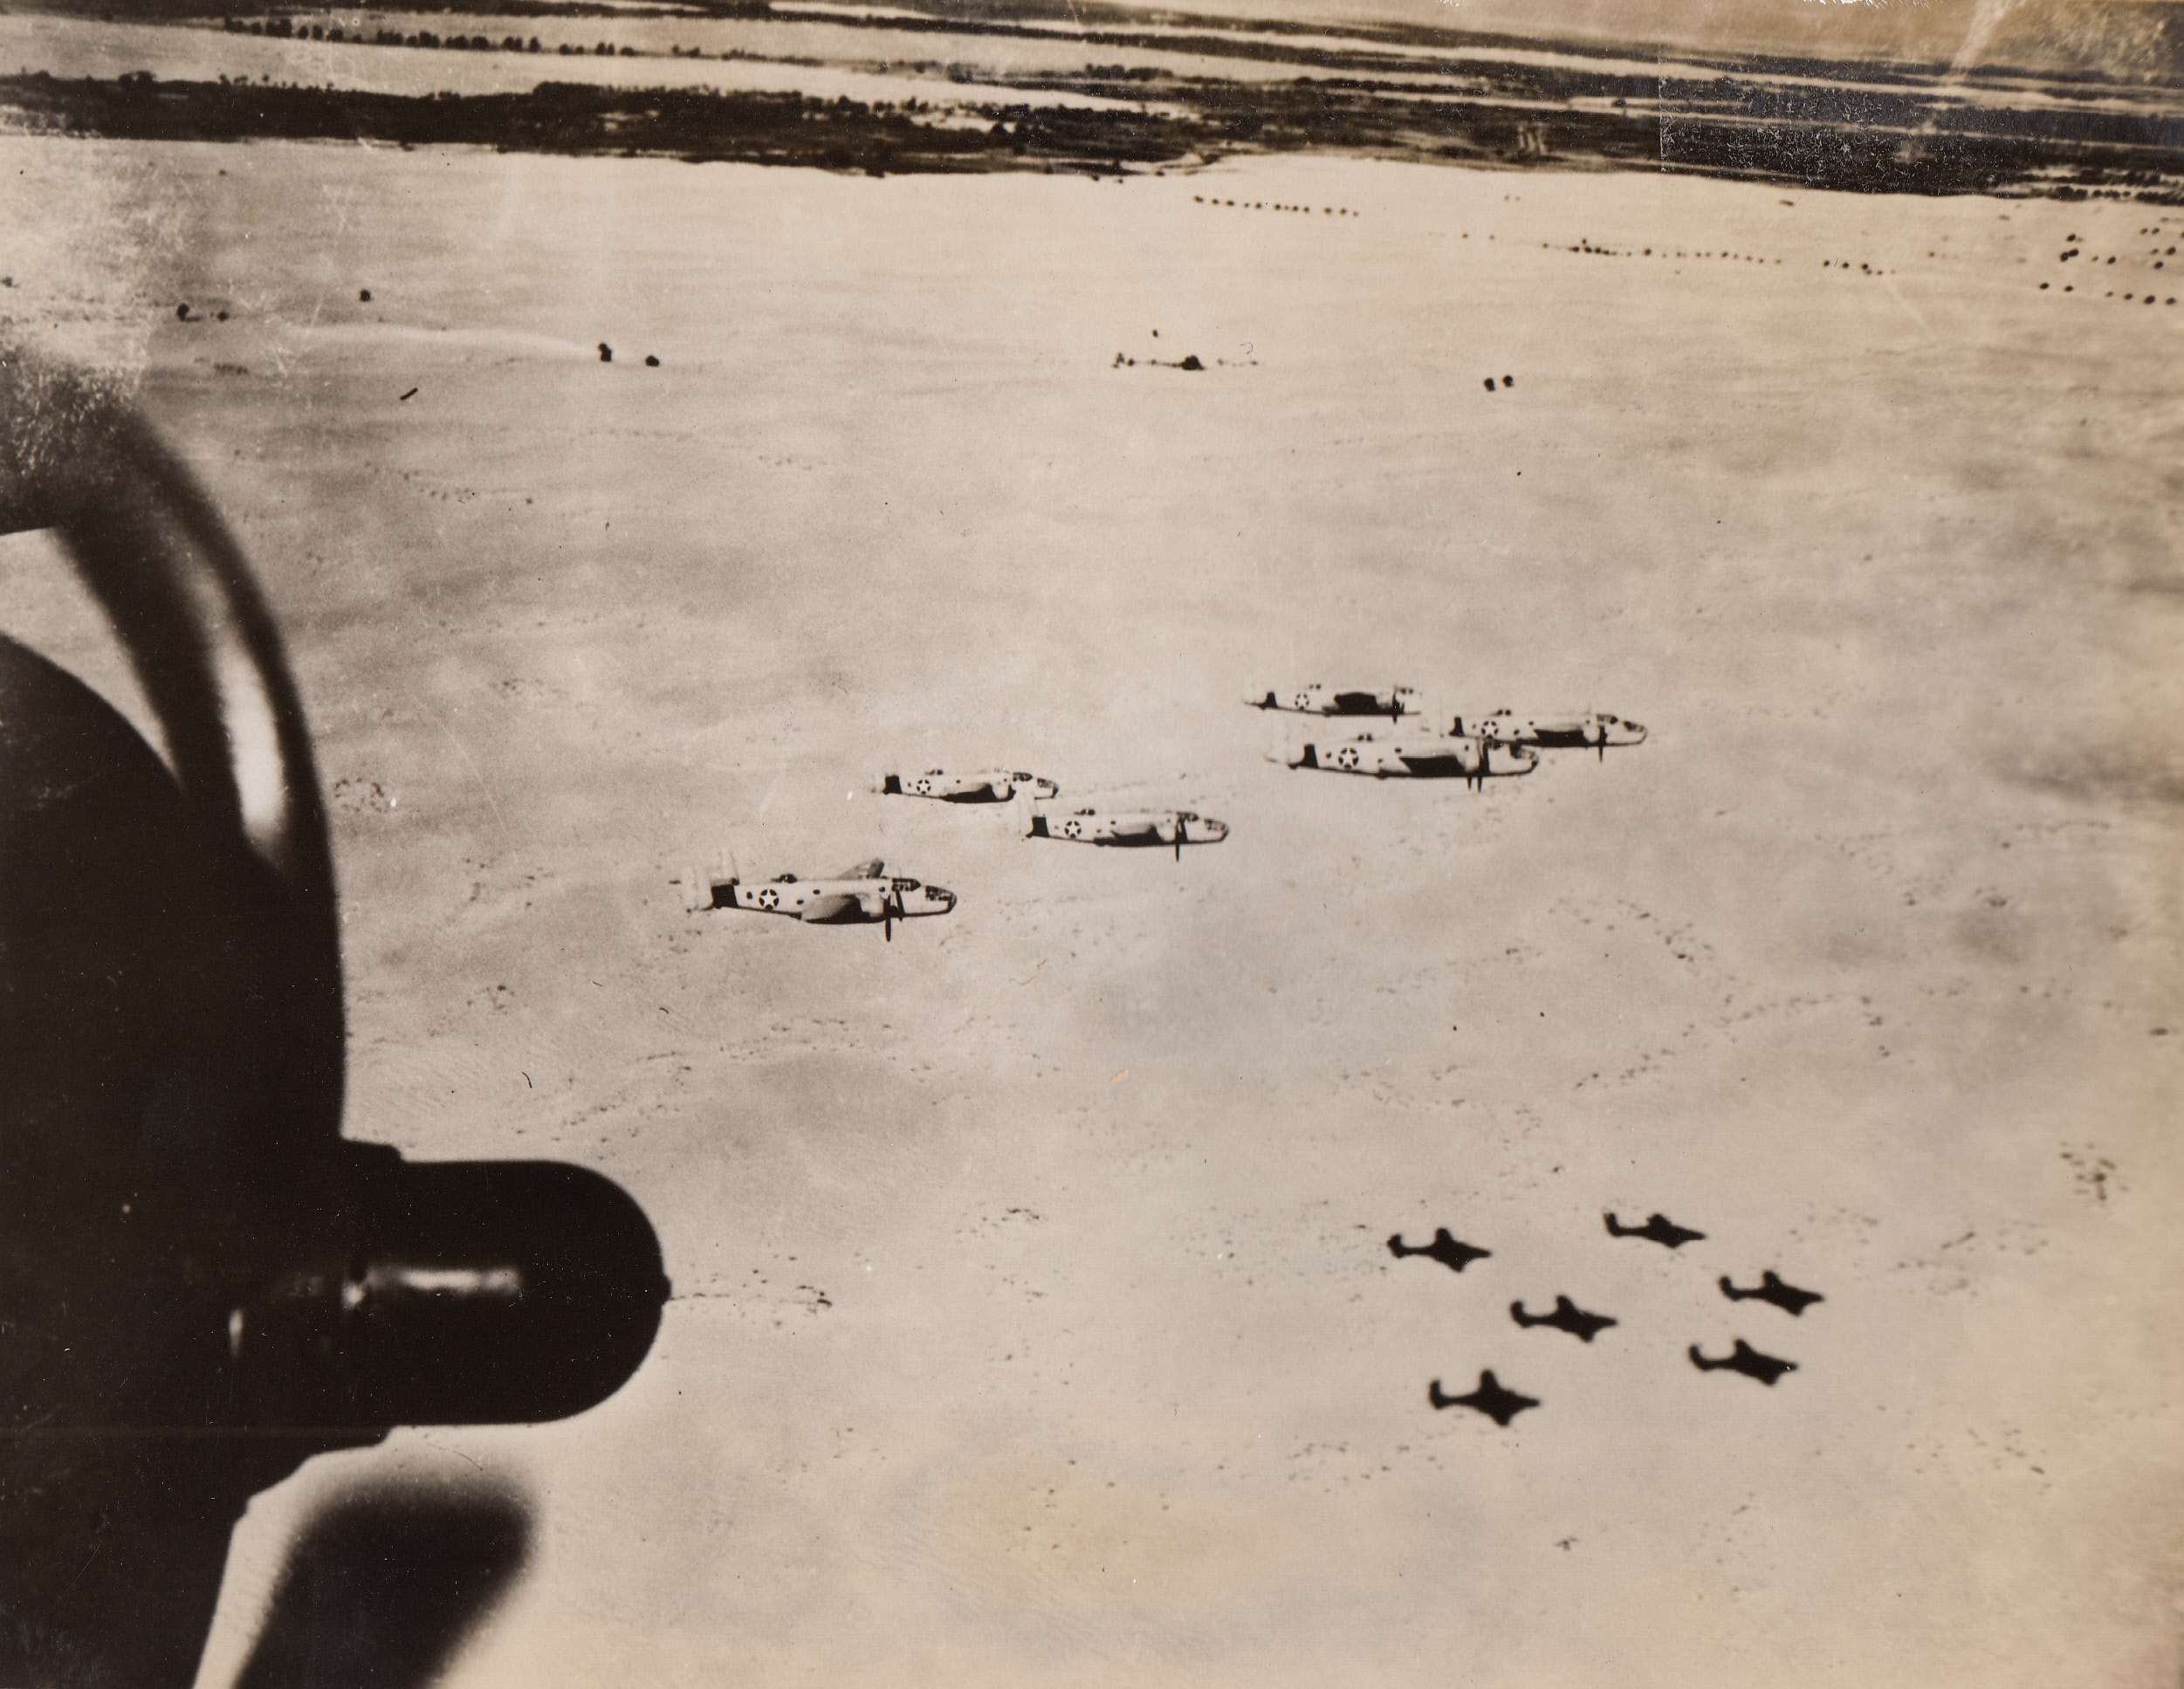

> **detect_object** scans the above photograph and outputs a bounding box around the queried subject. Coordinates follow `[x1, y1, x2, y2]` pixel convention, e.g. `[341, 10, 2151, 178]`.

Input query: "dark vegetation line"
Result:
[2, 69, 2178, 196]
[203, 5, 2184, 101]
[189, 0, 2023, 86]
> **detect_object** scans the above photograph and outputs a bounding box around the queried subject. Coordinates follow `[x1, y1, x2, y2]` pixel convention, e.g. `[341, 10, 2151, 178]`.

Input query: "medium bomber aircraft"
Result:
[876, 768, 1059, 803]
[1248, 683, 1421, 720]
[679, 854, 955, 938]
[1269, 730, 1537, 786]
[1461, 710, 1647, 758]
[1011, 793, 1227, 858]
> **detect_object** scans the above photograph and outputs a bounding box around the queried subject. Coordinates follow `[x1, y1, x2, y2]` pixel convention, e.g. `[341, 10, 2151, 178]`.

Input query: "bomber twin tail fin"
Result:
[1007, 789, 1046, 839]
[683, 850, 738, 912]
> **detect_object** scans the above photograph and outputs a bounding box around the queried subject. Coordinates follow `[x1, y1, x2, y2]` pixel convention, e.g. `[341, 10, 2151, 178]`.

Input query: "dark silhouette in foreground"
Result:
[1429, 1371, 1540, 1426]
[0, 355, 666, 1685]
[1604, 1211, 1707, 1249]
[1388, 1227, 1493, 1273]
[1720, 1270, 1824, 1315]
[1510, 1295, 1618, 1342]
[235, 1482, 529, 1689]
[1689, 1340, 1798, 1385]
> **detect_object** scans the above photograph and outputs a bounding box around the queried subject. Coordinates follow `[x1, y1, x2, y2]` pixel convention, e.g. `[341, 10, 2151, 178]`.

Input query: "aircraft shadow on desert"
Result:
[1603, 1211, 1707, 1249]
[1510, 1294, 1618, 1342]
[1689, 1339, 1799, 1386]
[1396, 1205, 1826, 1425]
[680, 852, 954, 939]
[1387, 1227, 1492, 1272]
[1428, 1370, 1540, 1426]
[1720, 1271, 1825, 1315]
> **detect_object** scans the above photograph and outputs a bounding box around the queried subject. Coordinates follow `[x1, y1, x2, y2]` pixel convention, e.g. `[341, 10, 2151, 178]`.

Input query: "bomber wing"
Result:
[1393, 743, 1483, 778]
[798, 891, 866, 924]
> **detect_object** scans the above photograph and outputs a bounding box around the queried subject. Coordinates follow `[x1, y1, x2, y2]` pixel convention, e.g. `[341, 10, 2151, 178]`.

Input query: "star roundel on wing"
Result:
[756, 886, 780, 910]
[1062, 817, 1085, 839]
[912, 778, 933, 794]
[1335, 745, 1362, 770]
[1293, 692, 1315, 711]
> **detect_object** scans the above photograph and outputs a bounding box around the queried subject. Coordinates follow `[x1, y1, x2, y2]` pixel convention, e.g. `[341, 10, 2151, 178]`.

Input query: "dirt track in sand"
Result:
[3, 139, 2181, 1687]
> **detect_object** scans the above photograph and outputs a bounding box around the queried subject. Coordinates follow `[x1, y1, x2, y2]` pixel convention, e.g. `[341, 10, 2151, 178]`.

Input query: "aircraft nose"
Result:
[925, 884, 956, 909]
[1201, 817, 1230, 839]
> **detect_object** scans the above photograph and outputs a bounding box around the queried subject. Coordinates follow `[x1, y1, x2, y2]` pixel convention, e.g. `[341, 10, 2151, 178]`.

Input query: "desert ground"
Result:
[2, 131, 2180, 1686]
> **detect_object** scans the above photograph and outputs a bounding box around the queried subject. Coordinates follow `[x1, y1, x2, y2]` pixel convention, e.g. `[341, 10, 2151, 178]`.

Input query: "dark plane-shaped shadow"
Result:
[1720, 1271, 1824, 1315]
[1688, 1340, 1797, 1386]
[1428, 1371, 1539, 1426]
[1387, 1228, 1492, 1273]
[1604, 1211, 1707, 1248]
[1510, 1295, 1618, 1342]
[233, 1482, 530, 1689]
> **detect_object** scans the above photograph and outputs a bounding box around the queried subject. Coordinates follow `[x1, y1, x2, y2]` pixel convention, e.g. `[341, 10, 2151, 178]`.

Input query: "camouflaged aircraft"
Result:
[875, 768, 1059, 803]
[1247, 683, 1421, 720]
[1459, 710, 1647, 759]
[678, 854, 954, 939]
[1010, 793, 1228, 858]
[1268, 728, 1537, 786]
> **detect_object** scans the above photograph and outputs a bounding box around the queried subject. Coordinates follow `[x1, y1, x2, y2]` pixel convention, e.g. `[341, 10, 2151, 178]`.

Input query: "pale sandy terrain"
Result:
[1, 136, 2179, 1686]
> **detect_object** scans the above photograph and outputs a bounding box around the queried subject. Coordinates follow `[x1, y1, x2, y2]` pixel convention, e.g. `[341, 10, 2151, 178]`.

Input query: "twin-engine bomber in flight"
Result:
[876, 768, 1058, 803]
[680, 855, 955, 938]
[1011, 793, 1228, 857]
[1463, 711, 1647, 759]
[1250, 690, 1645, 771]
[1249, 683, 1421, 720]
[1270, 731, 1537, 786]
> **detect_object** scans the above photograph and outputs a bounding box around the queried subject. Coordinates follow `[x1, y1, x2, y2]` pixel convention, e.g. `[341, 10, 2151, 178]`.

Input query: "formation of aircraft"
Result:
[1404, 1210, 1823, 1425]
[1012, 793, 1228, 858]
[876, 768, 1058, 803]
[1251, 687, 1646, 790]
[685, 680, 1641, 940]
[1270, 730, 1537, 786]
[679, 854, 954, 939]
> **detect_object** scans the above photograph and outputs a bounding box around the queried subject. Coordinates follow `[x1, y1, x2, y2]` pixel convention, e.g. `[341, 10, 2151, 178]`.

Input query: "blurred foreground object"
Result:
[0, 350, 666, 1683]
